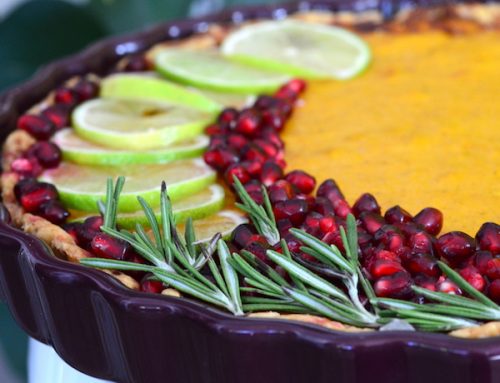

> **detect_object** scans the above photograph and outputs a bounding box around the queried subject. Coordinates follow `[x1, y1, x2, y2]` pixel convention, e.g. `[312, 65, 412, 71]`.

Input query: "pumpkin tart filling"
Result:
[1, 4, 499, 338]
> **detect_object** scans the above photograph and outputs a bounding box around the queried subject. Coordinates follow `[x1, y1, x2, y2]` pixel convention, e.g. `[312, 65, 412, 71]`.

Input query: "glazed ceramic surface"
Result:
[0, 1, 499, 382]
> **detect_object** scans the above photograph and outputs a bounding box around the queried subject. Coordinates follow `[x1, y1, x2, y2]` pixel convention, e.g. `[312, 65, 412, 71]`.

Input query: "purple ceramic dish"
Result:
[1, 1, 499, 382]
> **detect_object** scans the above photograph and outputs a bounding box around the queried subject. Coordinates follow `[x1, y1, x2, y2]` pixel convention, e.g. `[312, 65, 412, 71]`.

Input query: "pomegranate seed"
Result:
[333, 199, 352, 219]
[218, 107, 239, 124]
[413, 207, 443, 236]
[385, 232, 405, 253]
[26, 141, 62, 169]
[242, 144, 267, 163]
[459, 266, 485, 291]
[261, 109, 285, 131]
[408, 231, 435, 256]
[358, 231, 373, 250]
[141, 278, 164, 294]
[11, 157, 42, 178]
[352, 193, 381, 217]
[374, 225, 402, 245]
[77, 216, 104, 248]
[370, 259, 405, 278]
[19, 182, 58, 212]
[405, 253, 440, 277]
[322, 231, 345, 252]
[254, 139, 279, 158]
[285, 170, 316, 194]
[243, 180, 264, 204]
[384, 205, 412, 224]
[235, 109, 261, 137]
[260, 129, 284, 148]
[91, 233, 128, 260]
[474, 250, 493, 274]
[374, 249, 400, 262]
[254, 95, 279, 110]
[283, 233, 302, 253]
[312, 197, 334, 216]
[277, 218, 293, 236]
[17, 114, 55, 140]
[476, 222, 500, 255]
[203, 147, 239, 171]
[227, 133, 248, 151]
[54, 87, 80, 106]
[437, 231, 476, 265]
[436, 278, 461, 295]
[41, 104, 71, 129]
[231, 224, 257, 248]
[123, 55, 149, 72]
[244, 242, 270, 264]
[241, 160, 262, 177]
[317, 179, 345, 203]
[73, 80, 99, 101]
[396, 222, 425, 237]
[304, 212, 321, 229]
[225, 164, 251, 186]
[63, 222, 81, 242]
[414, 274, 437, 291]
[319, 216, 336, 234]
[260, 161, 284, 186]
[275, 87, 298, 102]
[14, 178, 38, 200]
[268, 180, 296, 203]
[38, 200, 69, 225]
[374, 271, 413, 298]
[273, 199, 309, 226]
[359, 212, 385, 234]
[488, 279, 500, 303]
[485, 258, 500, 280]
[205, 123, 224, 136]
[284, 79, 307, 94]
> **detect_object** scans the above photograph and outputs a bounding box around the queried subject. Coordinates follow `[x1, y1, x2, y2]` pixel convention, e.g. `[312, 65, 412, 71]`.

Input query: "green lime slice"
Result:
[190, 87, 256, 109]
[72, 98, 215, 150]
[100, 73, 222, 112]
[70, 184, 226, 229]
[221, 20, 371, 80]
[179, 210, 247, 243]
[40, 159, 216, 212]
[155, 49, 290, 94]
[53, 129, 208, 165]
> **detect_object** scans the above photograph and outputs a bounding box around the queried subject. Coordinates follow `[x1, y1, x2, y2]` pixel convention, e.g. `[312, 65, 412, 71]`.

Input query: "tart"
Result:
[0, 2, 499, 383]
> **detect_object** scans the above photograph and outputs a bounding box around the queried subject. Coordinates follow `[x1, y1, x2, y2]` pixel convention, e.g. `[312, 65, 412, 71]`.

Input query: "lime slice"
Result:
[155, 49, 290, 94]
[70, 184, 226, 229]
[40, 159, 216, 212]
[72, 98, 215, 150]
[100, 73, 222, 112]
[53, 129, 208, 165]
[190, 87, 256, 109]
[221, 20, 371, 80]
[178, 210, 247, 244]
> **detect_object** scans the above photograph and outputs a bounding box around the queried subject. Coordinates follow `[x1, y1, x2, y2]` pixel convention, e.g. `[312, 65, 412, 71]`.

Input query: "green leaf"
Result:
[80, 258, 153, 273]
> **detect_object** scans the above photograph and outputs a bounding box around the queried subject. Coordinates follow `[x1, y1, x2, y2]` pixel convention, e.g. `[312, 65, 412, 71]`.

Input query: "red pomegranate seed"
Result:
[374, 271, 413, 298]
[218, 107, 239, 124]
[260, 128, 284, 148]
[38, 200, 69, 225]
[359, 212, 385, 234]
[203, 147, 239, 171]
[352, 193, 381, 217]
[488, 279, 500, 303]
[254, 95, 279, 110]
[384, 205, 412, 224]
[319, 216, 337, 234]
[374, 249, 400, 262]
[474, 250, 493, 275]
[254, 139, 279, 158]
[436, 278, 461, 295]
[11, 157, 42, 178]
[322, 231, 345, 252]
[333, 199, 352, 219]
[413, 207, 443, 236]
[408, 231, 436, 256]
[19, 182, 58, 212]
[317, 179, 345, 203]
[260, 161, 284, 186]
[63, 222, 81, 242]
[73, 80, 99, 101]
[370, 259, 405, 278]
[242, 144, 267, 163]
[241, 160, 262, 177]
[283, 233, 302, 253]
[17, 114, 55, 140]
[225, 164, 251, 186]
[313, 197, 334, 216]
[268, 180, 296, 203]
[14, 178, 38, 200]
[385, 232, 405, 253]
[91, 232, 129, 260]
[405, 253, 440, 278]
[231, 224, 257, 248]
[273, 199, 309, 226]
[304, 212, 321, 231]
[459, 266, 485, 291]
[374, 225, 402, 245]
[277, 218, 293, 236]
[208, 135, 226, 150]
[227, 133, 248, 151]
[26, 141, 62, 169]
[54, 87, 80, 106]
[285, 170, 316, 194]
[77, 216, 104, 248]
[141, 278, 164, 294]
[414, 274, 437, 291]
[261, 109, 286, 131]
[485, 258, 500, 280]
[41, 104, 71, 129]
[235, 109, 261, 137]
[437, 231, 476, 265]
[284, 79, 307, 94]
[275, 87, 299, 102]
[123, 55, 149, 72]
[476, 222, 500, 255]
[244, 241, 270, 264]
[205, 123, 223, 136]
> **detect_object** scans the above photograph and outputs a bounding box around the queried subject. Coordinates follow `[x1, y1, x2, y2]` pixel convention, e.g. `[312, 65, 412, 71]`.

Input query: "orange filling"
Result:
[284, 30, 499, 234]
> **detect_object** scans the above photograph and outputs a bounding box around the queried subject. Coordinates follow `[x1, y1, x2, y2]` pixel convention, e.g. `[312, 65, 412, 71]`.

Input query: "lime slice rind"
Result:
[72, 99, 215, 150]
[221, 20, 371, 80]
[155, 49, 290, 94]
[40, 159, 216, 212]
[53, 129, 209, 165]
[100, 73, 222, 112]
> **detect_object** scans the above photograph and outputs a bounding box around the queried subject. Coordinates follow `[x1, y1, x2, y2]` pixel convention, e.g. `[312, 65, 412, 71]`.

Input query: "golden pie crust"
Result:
[1, 4, 499, 337]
